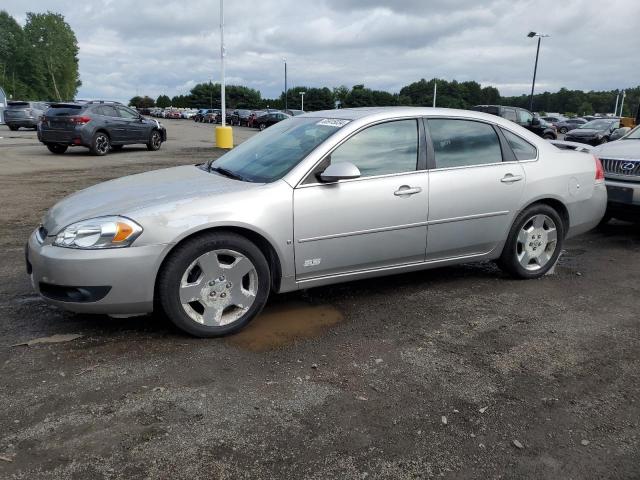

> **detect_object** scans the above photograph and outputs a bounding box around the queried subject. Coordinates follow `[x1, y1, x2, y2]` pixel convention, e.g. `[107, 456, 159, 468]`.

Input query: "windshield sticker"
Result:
[316, 118, 350, 127]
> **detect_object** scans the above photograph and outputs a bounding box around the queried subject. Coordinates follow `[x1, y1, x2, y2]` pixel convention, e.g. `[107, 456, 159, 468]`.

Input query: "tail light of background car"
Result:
[594, 155, 605, 182]
[70, 116, 92, 125]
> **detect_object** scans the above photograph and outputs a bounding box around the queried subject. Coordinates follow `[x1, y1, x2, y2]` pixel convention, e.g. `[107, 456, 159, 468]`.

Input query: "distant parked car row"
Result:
[145, 106, 301, 130]
[471, 105, 558, 140]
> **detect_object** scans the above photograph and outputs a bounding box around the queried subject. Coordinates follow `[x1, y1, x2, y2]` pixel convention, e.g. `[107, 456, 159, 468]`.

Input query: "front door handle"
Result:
[394, 185, 422, 196]
[501, 174, 524, 183]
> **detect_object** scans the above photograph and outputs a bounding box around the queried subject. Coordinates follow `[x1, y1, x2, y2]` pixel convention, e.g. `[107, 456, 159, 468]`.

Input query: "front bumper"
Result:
[604, 178, 640, 219]
[27, 230, 170, 315]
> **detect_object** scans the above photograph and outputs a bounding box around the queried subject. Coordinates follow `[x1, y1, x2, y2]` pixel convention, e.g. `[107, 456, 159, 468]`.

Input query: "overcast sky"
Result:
[3, 0, 639, 103]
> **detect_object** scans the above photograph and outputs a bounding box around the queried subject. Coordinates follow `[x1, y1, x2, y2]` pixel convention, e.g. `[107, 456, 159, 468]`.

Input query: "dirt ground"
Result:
[0, 120, 639, 479]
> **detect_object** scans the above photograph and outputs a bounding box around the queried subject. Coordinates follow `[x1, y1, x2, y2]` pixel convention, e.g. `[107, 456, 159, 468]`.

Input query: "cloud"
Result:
[2, 0, 639, 103]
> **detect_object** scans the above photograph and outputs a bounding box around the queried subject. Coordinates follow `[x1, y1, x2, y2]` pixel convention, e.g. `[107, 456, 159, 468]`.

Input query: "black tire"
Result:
[90, 131, 110, 156]
[600, 137, 608, 145]
[543, 133, 555, 140]
[157, 232, 271, 337]
[111, 145, 123, 151]
[46, 143, 68, 154]
[146, 129, 162, 151]
[497, 204, 565, 279]
[8, 125, 19, 131]
[559, 127, 568, 134]
[259, 123, 266, 131]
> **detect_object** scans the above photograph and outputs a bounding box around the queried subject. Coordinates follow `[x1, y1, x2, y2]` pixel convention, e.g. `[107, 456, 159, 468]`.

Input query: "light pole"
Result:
[527, 31, 549, 112]
[283, 58, 288, 111]
[299, 91, 305, 111]
[215, 0, 233, 148]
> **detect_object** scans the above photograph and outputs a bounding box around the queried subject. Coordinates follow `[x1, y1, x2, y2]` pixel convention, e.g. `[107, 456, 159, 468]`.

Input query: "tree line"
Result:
[0, 10, 81, 101]
[134, 79, 639, 117]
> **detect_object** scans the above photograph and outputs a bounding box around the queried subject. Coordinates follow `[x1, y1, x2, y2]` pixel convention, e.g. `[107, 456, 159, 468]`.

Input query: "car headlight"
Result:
[53, 216, 143, 249]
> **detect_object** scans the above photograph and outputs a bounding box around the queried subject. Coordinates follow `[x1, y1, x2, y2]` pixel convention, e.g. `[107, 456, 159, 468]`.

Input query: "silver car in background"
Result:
[26, 107, 607, 337]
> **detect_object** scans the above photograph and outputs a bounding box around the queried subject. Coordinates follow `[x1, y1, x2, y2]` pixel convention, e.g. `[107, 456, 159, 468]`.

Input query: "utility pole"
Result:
[614, 93, 619, 117]
[432, 80, 437, 107]
[619, 90, 626, 117]
[527, 32, 549, 112]
[299, 91, 305, 111]
[283, 58, 288, 111]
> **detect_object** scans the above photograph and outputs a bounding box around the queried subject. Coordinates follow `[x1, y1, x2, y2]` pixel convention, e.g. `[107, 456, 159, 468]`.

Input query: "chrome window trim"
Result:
[296, 168, 427, 189]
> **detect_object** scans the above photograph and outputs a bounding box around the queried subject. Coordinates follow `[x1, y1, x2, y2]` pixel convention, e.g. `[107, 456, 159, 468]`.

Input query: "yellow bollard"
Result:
[215, 125, 233, 149]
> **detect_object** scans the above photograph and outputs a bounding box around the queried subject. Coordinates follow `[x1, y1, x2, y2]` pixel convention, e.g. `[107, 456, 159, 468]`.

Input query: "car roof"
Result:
[299, 106, 516, 123]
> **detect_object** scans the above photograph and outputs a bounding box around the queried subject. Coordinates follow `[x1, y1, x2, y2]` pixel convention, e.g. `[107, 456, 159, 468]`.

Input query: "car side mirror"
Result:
[319, 162, 361, 183]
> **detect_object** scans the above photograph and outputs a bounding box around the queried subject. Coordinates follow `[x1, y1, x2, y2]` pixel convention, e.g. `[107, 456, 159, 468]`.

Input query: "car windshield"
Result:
[622, 126, 640, 139]
[206, 117, 348, 183]
[580, 120, 614, 129]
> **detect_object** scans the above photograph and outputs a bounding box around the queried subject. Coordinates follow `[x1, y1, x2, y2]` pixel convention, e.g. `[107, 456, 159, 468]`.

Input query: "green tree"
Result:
[156, 94, 171, 108]
[23, 12, 80, 101]
[129, 95, 155, 108]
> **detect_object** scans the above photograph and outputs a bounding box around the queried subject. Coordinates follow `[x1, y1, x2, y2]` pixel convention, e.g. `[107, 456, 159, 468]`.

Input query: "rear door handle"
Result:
[394, 186, 422, 196]
[501, 174, 524, 183]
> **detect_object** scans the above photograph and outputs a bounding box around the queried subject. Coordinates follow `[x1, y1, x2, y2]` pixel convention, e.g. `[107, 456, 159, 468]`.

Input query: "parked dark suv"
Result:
[38, 101, 167, 156]
[471, 105, 557, 140]
[4, 101, 49, 130]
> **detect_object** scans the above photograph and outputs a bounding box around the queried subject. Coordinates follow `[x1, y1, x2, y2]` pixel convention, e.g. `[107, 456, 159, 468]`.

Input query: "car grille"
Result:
[600, 158, 640, 178]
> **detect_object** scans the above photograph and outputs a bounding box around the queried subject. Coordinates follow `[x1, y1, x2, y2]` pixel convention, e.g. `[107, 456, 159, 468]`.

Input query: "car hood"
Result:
[593, 140, 640, 160]
[567, 128, 602, 136]
[43, 165, 261, 234]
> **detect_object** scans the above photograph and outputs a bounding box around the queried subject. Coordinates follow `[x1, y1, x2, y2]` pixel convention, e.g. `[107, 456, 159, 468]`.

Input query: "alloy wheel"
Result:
[95, 134, 110, 154]
[516, 214, 558, 271]
[179, 249, 258, 326]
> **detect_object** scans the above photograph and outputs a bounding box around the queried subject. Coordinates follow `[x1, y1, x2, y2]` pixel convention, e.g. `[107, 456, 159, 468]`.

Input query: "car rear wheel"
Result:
[498, 204, 564, 279]
[46, 143, 68, 154]
[91, 132, 110, 156]
[8, 125, 18, 131]
[559, 127, 568, 134]
[157, 232, 270, 337]
[543, 133, 555, 140]
[259, 123, 266, 131]
[146, 130, 162, 151]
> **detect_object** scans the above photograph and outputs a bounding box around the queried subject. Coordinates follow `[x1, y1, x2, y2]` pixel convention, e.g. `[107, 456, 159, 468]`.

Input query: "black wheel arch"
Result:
[516, 198, 570, 237]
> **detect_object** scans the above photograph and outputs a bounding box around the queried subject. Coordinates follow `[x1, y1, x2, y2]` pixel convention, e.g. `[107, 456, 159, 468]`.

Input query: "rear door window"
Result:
[501, 128, 537, 160]
[428, 119, 503, 168]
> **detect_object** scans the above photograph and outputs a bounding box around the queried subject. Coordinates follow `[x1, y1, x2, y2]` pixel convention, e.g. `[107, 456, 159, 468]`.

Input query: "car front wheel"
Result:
[46, 143, 68, 154]
[146, 130, 162, 151]
[559, 127, 568, 134]
[259, 123, 266, 131]
[498, 204, 564, 279]
[91, 132, 111, 156]
[157, 232, 271, 337]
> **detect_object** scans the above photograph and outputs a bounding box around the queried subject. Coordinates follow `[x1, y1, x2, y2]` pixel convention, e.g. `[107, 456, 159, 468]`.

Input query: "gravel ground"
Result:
[0, 120, 639, 479]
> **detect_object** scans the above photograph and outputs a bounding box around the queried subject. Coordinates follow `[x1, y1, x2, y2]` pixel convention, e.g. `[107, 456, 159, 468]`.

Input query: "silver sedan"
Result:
[27, 107, 607, 337]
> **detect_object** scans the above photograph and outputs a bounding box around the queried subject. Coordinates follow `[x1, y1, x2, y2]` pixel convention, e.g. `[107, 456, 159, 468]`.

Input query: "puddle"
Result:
[226, 301, 344, 352]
